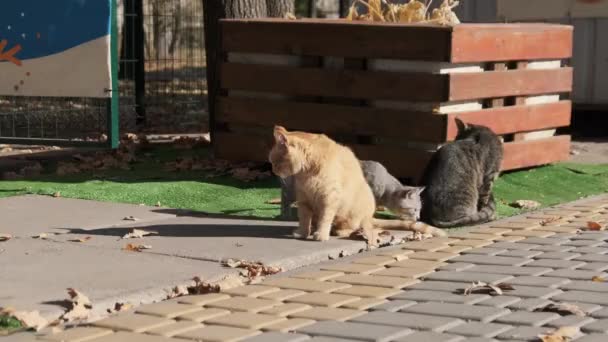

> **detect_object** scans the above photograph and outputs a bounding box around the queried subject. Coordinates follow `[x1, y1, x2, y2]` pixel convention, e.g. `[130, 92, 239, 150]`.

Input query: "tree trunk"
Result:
[168, 1, 182, 55]
[267, 0, 295, 17]
[224, 0, 267, 18]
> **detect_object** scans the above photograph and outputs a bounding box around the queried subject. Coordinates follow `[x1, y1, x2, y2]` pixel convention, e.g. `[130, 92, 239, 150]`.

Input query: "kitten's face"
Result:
[391, 187, 424, 220]
[268, 126, 305, 178]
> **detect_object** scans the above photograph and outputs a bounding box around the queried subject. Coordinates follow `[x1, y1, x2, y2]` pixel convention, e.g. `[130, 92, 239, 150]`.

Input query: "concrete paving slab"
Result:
[0, 195, 175, 237]
[0, 238, 233, 320]
[53, 215, 413, 269]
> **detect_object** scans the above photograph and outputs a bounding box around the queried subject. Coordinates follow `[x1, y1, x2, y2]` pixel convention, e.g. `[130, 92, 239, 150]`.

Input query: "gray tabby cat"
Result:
[421, 118, 503, 228]
[360, 160, 424, 220]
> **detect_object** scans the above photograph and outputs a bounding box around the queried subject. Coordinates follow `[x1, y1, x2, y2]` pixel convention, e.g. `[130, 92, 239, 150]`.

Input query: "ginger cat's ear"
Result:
[274, 125, 288, 146]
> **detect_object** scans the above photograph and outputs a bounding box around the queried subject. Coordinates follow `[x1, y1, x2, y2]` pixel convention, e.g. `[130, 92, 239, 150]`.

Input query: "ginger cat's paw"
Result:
[312, 231, 330, 241]
[292, 227, 309, 239]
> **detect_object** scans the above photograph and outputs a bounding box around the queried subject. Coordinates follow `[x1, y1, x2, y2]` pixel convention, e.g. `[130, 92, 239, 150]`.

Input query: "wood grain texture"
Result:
[448, 68, 573, 101]
[501, 135, 571, 170]
[446, 101, 572, 140]
[217, 97, 448, 142]
[221, 63, 448, 101]
[221, 19, 451, 61]
[451, 24, 573, 62]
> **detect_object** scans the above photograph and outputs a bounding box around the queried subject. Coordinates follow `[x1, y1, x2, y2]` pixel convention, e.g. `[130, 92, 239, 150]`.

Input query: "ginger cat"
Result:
[268, 126, 446, 242]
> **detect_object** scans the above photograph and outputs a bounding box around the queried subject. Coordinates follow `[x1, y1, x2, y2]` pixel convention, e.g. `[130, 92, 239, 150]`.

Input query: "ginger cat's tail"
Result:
[372, 218, 447, 237]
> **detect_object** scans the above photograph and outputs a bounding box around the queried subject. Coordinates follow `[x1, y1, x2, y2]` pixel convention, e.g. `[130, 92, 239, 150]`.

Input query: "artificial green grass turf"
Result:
[1, 153, 608, 219]
[0, 315, 22, 335]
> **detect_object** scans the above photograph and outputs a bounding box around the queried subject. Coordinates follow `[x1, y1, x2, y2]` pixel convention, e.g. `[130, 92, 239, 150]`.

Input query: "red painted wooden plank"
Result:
[446, 101, 572, 140]
[217, 97, 448, 143]
[449, 68, 573, 101]
[451, 24, 573, 62]
[501, 135, 571, 170]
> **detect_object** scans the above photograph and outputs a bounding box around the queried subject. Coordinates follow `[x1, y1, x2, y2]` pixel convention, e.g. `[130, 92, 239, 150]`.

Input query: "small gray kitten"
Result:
[360, 160, 424, 220]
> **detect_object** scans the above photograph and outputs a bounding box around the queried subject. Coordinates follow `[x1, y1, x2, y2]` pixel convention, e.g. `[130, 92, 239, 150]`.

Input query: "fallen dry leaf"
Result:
[510, 200, 541, 210]
[0, 233, 12, 242]
[1, 308, 49, 331]
[538, 326, 580, 342]
[166, 285, 189, 299]
[540, 216, 562, 226]
[188, 277, 220, 295]
[122, 229, 157, 239]
[107, 302, 132, 314]
[68, 236, 91, 243]
[460, 281, 514, 296]
[592, 276, 605, 282]
[60, 288, 92, 322]
[535, 302, 586, 317]
[265, 198, 281, 205]
[33, 233, 50, 239]
[122, 216, 139, 221]
[586, 221, 604, 231]
[221, 259, 282, 279]
[123, 243, 152, 252]
[52, 192, 61, 198]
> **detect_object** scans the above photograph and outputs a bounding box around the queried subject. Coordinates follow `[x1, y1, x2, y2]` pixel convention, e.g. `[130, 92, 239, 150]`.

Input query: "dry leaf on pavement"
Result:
[123, 243, 152, 252]
[222, 259, 282, 279]
[535, 302, 586, 316]
[166, 285, 189, 299]
[540, 216, 562, 226]
[460, 281, 514, 296]
[265, 198, 281, 205]
[122, 229, 157, 239]
[122, 216, 139, 221]
[52, 192, 61, 198]
[509, 200, 541, 210]
[33, 233, 50, 239]
[592, 276, 605, 282]
[68, 236, 91, 243]
[61, 288, 92, 322]
[187, 277, 220, 295]
[538, 326, 580, 342]
[1, 308, 48, 331]
[106, 302, 132, 314]
[0, 234, 12, 242]
[586, 221, 604, 231]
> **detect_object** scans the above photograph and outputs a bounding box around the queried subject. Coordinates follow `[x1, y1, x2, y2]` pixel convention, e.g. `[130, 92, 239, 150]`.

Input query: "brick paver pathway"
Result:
[36, 195, 608, 342]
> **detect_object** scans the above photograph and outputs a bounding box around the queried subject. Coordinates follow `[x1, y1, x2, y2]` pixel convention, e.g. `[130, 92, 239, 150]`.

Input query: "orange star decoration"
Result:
[0, 39, 22, 66]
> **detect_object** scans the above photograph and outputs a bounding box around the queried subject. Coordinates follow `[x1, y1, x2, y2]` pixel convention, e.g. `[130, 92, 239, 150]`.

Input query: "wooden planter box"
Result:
[213, 19, 573, 183]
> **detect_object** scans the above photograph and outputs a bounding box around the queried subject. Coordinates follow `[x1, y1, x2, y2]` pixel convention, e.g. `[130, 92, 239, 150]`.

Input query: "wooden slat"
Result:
[221, 63, 447, 102]
[222, 20, 573, 63]
[221, 19, 452, 61]
[446, 101, 572, 140]
[217, 97, 448, 143]
[449, 68, 573, 101]
[501, 135, 571, 171]
[451, 24, 573, 62]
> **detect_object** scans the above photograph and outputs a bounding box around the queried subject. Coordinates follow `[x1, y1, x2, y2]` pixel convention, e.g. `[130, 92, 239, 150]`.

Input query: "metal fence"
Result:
[0, 0, 206, 144]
